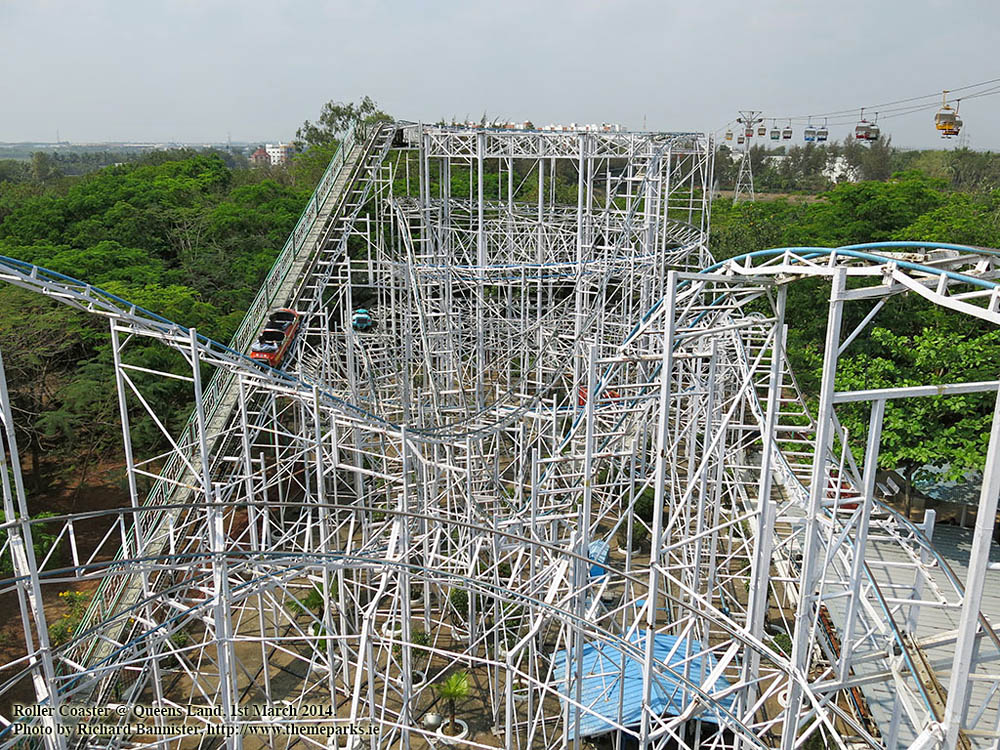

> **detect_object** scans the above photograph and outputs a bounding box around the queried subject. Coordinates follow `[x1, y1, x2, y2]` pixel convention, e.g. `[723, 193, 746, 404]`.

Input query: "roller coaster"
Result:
[1, 121, 999, 750]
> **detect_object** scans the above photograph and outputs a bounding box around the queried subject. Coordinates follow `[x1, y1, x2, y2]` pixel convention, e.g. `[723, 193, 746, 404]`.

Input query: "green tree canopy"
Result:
[295, 96, 392, 148]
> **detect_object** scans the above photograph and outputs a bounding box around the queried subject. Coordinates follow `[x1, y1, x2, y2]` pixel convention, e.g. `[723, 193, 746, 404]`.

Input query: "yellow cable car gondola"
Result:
[935, 91, 962, 137]
[725, 129, 734, 141]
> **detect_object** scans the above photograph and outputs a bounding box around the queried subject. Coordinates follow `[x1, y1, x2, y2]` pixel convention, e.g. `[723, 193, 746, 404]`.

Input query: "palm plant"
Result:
[436, 671, 470, 733]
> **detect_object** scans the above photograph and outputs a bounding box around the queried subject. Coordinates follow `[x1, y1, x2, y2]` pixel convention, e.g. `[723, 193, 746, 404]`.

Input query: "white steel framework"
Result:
[0, 123, 998, 750]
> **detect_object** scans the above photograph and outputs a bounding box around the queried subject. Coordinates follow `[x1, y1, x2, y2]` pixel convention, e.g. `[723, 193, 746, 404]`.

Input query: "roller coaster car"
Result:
[250, 309, 300, 368]
[577, 386, 621, 407]
[351, 308, 375, 332]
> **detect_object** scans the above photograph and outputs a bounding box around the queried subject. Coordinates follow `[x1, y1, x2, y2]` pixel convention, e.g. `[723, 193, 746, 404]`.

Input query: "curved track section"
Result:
[1, 125, 999, 750]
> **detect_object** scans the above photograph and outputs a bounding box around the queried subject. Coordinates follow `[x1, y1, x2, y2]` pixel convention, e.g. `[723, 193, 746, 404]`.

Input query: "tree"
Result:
[835, 324, 1000, 517]
[0, 509, 60, 576]
[30, 152, 61, 183]
[436, 671, 470, 733]
[0, 289, 98, 490]
[295, 96, 392, 148]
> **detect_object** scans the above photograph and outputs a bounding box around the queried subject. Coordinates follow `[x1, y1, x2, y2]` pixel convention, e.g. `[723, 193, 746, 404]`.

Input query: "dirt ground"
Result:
[0, 459, 129, 715]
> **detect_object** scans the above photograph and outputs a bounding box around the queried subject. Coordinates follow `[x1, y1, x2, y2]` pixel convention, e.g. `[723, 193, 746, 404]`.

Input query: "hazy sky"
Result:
[2, 0, 998, 150]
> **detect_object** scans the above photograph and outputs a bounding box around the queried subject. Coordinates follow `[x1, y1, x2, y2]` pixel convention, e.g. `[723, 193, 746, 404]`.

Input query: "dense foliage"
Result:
[717, 138, 1000, 193]
[0, 152, 311, 491]
[712, 171, 1000, 502]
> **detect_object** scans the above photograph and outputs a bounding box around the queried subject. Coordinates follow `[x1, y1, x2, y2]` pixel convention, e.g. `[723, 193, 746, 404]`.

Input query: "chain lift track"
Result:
[1, 123, 1000, 750]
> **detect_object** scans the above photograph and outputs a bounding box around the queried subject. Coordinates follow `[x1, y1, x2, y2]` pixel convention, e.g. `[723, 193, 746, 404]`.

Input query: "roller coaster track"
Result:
[2, 124, 1000, 749]
[58, 121, 400, 678]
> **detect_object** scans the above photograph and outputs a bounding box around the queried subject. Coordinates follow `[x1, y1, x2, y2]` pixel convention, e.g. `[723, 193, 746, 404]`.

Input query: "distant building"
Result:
[265, 143, 295, 166]
[822, 155, 858, 183]
[249, 147, 270, 168]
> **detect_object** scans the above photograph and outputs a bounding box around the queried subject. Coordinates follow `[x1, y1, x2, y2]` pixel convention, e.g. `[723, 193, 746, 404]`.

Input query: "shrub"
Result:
[449, 588, 469, 619]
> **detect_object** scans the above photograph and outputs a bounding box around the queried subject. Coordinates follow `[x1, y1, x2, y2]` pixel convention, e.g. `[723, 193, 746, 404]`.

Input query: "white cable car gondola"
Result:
[757, 124, 767, 137]
[935, 91, 962, 137]
[769, 120, 780, 140]
[781, 122, 793, 140]
[737, 134, 746, 144]
[867, 118, 880, 141]
[816, 119, 829, 142]
[804, 123, 816, 142]
[744, 127, 754, 138]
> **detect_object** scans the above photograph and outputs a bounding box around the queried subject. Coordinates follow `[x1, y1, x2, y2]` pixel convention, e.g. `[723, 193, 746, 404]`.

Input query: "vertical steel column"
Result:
[476, 130, 487, 411]
[236, 375, 274, 712]
[189, 328, 237, 747]
[942, 383, 1000, 749]
[639, 271, 677, 750]
[312, 386, 339, 705]
[0, 336, 65, 748]
[906, 510, 936, 634]
[742, 293, 787, 714]
[572, 345, 598, 748]
[780, 267, 846, 750]
[399, 425, 413, 750]
[572, 133, 587, 396]
[110, 320, 168, 738]
[838, 398, 886, 679]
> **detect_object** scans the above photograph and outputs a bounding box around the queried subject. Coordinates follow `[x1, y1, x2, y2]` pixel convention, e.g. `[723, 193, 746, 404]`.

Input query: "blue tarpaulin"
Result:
[588, 540, 610, 580]
[551, 631, 734, 739]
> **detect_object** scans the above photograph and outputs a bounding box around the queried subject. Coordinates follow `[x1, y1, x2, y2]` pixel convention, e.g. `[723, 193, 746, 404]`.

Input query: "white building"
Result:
[265, 143, 295, 166]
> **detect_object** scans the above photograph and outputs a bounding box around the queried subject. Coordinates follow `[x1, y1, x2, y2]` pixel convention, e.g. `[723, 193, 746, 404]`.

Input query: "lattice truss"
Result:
[1, 124, 1000, 750]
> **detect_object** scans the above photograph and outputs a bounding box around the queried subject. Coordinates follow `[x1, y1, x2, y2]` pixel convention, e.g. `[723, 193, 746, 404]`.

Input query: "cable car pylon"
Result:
[734, 109, 763, 205]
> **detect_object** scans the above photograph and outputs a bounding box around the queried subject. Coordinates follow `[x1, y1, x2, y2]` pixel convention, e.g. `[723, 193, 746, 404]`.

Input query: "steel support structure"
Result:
[0, 125, 999, 750]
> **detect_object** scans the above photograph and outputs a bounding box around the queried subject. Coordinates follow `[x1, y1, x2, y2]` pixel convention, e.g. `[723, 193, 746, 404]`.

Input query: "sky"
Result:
[2, 0, 999, 150]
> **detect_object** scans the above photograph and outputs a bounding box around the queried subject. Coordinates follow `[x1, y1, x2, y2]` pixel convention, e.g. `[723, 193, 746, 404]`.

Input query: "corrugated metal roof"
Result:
[551, 631, 734, 739]
[818, 522, 1000, 748]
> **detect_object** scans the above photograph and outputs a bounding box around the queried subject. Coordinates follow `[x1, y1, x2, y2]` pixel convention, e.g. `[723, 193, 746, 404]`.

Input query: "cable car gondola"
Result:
[854, 108, 879, 142]
[781, 122, 793, 140]
[804, 123, 816, 142]
[935, 91, 962, 137]
[744, 127, 754, 138]
[725, 129, 733, 141]
[816, 118, 829, 142]
[757, 124, 767, 137]
[737, 134, 746, 144]
[769, 120, 780, 140]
